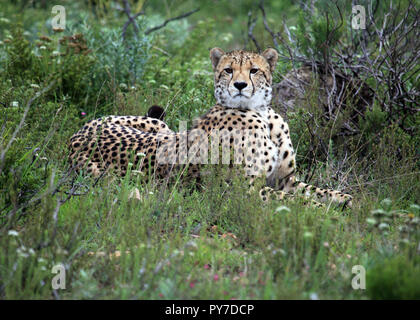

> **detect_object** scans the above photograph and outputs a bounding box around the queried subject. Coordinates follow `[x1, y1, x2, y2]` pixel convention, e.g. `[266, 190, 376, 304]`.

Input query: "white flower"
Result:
[185, 241, 198, 251]
[310, 292, 319, 300]
[378, 222, 389, 230]
[17, 247, 29, 258]
[303, 231, 313, 239]
[30, 84, 40, 89]
[271, 248, 286, 256]
[275, 205, 291, 213]
[52, 51, 60, 57]
[8, 230, 19, 237]
[11, 101, 19, 107]
[136, 152, 146, 157]
[56, 248, 68, 255]
[39, 45, 47, 50]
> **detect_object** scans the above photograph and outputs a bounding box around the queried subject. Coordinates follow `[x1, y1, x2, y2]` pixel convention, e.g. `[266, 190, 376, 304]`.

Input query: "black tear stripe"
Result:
[228, 78, 234, 97]
[249, 72, 255, 95]
[217, 71, 224, 82]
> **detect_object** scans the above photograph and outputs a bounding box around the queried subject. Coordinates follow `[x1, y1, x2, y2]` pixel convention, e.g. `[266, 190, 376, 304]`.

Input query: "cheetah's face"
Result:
[210, 48, 278, 113]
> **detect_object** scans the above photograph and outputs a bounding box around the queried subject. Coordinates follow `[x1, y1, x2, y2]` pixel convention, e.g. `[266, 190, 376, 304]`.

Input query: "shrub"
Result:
[367, 255, 420, 299]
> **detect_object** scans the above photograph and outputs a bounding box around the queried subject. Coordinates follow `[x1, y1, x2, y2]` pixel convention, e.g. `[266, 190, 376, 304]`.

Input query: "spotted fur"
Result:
[69, 48, 352, 207]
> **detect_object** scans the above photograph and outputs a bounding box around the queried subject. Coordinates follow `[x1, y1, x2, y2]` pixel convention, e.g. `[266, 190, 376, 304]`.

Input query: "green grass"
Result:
[0, 0, 419, 300]
[1, 166, 419, 299]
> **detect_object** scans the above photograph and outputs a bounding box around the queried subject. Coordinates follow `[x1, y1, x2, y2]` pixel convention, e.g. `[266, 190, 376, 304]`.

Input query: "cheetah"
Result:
[69, 48, 352, 207]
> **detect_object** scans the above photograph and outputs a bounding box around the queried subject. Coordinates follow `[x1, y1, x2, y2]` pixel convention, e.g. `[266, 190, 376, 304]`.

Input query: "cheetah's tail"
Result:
[293, 181, 353, 208]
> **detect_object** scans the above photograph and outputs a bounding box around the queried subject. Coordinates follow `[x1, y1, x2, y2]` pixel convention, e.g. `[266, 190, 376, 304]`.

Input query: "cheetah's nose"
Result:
[234, 82, 248, 91]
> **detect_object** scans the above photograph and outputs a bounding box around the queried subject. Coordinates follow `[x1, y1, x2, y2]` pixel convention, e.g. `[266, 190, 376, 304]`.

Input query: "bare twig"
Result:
[145, 8, 199, 35]
[258, 0, 279, 48]
[247, 11, 261, 52]
[121, 0, 145, 41]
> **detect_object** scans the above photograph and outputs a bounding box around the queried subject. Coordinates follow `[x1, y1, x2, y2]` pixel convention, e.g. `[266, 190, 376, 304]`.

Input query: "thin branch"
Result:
[247, 11, 261, 52]
[258, 0, 279, 48]
[121, 0, 145, 41]
[145, 8, 200, 35]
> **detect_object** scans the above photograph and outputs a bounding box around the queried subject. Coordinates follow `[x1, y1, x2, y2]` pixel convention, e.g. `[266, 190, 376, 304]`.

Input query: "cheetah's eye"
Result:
[224, 68, 233, 74]
[250, 68, 259, 74]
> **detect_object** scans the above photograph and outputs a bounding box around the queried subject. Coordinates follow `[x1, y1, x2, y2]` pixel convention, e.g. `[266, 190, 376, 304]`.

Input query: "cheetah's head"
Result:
[210, 48, 278, 113]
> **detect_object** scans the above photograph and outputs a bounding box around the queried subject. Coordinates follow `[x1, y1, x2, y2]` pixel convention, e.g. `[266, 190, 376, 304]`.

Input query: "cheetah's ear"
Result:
[147, 105, 166, 121]
[262, 48, 278, 73]
[210, 47, 225, 71]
